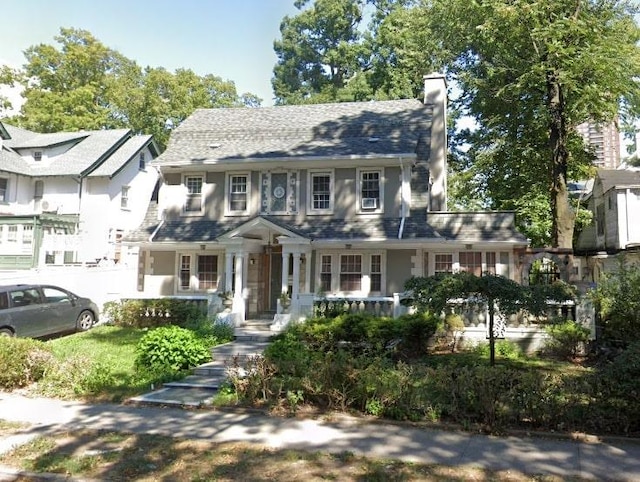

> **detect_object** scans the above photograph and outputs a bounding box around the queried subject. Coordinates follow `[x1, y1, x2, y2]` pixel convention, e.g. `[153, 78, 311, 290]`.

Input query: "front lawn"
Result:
[36, 325, 162, 402]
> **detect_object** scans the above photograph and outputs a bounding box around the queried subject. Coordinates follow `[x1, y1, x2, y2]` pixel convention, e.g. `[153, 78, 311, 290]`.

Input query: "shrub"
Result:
[135, 325, 211, 375]
[0, 337, 55, 390]
[471, 340, 523, 360]
[105, 299, 206, 329]
[544, 320, 590, 359]
[590, 260, 640, 345]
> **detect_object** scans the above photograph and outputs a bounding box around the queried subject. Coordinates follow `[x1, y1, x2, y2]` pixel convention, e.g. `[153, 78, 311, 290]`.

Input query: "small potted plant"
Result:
[279, 291, 291, 312]
[218, 291, 234, 309]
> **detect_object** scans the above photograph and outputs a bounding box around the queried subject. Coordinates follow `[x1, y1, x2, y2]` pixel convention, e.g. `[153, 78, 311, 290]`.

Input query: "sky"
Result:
[0, 0, 299, 107]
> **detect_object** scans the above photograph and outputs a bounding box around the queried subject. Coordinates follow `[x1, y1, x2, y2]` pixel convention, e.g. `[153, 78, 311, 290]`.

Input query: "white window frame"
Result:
[0, 178, 8, 203]
[308, 169, 334, 215]
[177, 251, 222, 292]
[226, 172, 250, 216]
[433, 253, 453, 274]
[22, 225, 33, 245]
[183, 174, 204, 215]
[7, 225, 18, 243]
[121, 186, 130, 210]
[357, 168, 384, 214]
[33, 151, 42, 162]
[316, 251, 386, 296]
[139, 152, 146, 171]
[34, 180, 44, 200]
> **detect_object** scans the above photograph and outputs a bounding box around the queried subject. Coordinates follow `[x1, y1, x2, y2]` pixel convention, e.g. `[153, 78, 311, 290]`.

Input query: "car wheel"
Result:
[0, 328, 14, 337]
[76, 311, 95, 331]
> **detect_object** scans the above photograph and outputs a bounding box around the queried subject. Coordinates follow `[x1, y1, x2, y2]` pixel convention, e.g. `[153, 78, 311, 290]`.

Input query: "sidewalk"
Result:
[1, 391, 640, 480]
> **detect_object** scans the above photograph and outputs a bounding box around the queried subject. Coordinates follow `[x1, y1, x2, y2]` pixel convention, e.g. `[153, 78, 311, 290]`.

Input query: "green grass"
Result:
[37, 325, 179, 402]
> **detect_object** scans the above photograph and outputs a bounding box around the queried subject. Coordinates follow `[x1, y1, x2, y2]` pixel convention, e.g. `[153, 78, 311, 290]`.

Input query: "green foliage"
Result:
[471, 340, 523, 361]
[104, 298, 206, 329]
[0, 337, 54, 390]
[544, 320, 590, 360]
[3, 27, 259, 148]
[135, 325, 211, 376]
[590, 260, 640, 345]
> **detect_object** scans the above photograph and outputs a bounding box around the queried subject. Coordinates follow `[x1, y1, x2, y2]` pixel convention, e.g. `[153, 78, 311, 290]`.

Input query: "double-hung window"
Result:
[318, 252, 385, 294]
[340, 255, 362, 291]
[309, 171, 333, 213]
[434, 254, 453, 274]
[0, 178, 7, 202]
[459, 252, 482, 276]
[121, 186, 130, 209]
[179, 253, 219, 291]
[358, 168, 383, 212]
[184, 176, 203, 213]
[227, 173, 249, 215]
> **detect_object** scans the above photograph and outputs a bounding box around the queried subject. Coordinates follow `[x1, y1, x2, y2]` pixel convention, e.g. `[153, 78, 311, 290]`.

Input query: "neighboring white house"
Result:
[575, 167, 640, 280]
[0, 122, 159, 269]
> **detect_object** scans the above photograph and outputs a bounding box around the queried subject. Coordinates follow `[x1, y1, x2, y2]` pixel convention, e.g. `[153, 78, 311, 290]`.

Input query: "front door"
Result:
[257, 245, 282, 314]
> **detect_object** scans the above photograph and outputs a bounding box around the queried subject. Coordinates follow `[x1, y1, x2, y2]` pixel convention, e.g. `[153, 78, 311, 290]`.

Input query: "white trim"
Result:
[307, 169, 334, 215]
[225, 172, 251, 216]
[182, 173, 204, 216]
[175, 250, 223, 293]
[356, 167, 384, 214]
[316, 250, 386, 297]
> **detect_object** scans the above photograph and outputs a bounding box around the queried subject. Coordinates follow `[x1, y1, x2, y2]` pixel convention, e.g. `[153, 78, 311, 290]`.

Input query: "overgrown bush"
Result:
[104, 298, 206, 329]
[590, 260, 640, 346]
[470, 339, 523, 360]
[0, 337, 55, 390]
[544, 320, 590, 359]
[135, 325, 211, 375]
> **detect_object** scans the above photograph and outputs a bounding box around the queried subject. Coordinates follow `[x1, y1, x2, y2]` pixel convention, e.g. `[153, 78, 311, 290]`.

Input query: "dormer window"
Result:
[33, 151, 42, 162]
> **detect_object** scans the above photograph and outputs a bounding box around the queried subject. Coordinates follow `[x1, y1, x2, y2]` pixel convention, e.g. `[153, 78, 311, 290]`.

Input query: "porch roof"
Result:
[124, 205, 527, 245]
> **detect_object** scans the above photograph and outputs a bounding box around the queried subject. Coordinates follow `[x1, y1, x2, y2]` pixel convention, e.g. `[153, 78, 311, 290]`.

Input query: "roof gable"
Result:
[596, 168, 640, 194]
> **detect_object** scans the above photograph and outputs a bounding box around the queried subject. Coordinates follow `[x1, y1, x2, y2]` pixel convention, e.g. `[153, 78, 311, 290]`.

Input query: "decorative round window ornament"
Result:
[273, 186, 285, 199]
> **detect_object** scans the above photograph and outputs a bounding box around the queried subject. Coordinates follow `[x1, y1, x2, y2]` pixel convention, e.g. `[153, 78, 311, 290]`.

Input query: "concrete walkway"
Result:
[1, 391, 640, 480]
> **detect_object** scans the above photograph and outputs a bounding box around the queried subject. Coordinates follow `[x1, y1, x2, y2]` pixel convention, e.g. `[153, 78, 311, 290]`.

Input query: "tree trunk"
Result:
[547, 73, 574, 249]
[488, 300, 495, 367]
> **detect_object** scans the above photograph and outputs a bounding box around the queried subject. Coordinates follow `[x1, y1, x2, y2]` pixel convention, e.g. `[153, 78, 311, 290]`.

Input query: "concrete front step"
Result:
[164, 374, 222, 390]
[128, 336, 272, 407]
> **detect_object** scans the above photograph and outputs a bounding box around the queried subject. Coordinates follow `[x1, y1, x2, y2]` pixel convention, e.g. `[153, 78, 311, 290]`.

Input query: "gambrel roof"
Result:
[153, 99, 432, 166]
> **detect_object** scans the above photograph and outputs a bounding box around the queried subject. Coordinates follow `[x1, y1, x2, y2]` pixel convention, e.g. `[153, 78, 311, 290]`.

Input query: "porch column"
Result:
[281, 251, 290, 294]
[233, 253, 246, 319]
[234, 254, 243, 296]
[304, 251, 311, 293]
[292, 252, 301, 299]
[224, 252, 233, 292]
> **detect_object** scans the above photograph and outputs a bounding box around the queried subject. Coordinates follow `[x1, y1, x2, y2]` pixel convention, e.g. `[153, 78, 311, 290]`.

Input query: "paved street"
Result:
[1, 391, 640, 480]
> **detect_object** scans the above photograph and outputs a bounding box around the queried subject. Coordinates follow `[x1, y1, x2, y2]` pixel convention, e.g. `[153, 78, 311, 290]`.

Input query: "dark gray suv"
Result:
[0, 284, 99, 338]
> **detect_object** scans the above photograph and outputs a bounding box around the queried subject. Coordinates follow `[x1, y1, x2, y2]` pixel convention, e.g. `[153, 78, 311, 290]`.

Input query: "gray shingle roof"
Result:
[597, 168, 640, 193]
[124, 204, 526, 245]
[87, 135, 153, 178]
[0, 147, 31, 175]
[153, 99, 432, 166]
[0, 124, 138, 177]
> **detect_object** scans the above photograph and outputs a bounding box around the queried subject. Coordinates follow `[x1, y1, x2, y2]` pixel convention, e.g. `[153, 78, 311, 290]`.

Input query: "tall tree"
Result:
[272, 0, 371, 104]
[425, 0, 640, 248]
[2, 28, 260, 148]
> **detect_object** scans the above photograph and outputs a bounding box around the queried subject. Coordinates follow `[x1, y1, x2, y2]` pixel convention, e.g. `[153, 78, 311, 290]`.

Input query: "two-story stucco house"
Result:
[126, 74, 529, 322]
[575, 168, 640, 280]
[0, 122, 159, 269]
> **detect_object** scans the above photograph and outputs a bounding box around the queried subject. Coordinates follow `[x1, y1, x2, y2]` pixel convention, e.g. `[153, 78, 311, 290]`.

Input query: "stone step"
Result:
[128, 386, 217, 408]
[164, 375, 222, 390]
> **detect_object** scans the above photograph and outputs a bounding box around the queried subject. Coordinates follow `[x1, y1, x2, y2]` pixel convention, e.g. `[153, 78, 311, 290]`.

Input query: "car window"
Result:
[0, 292, 8, 310]
[42, 287, 71, 303]
[9, 288, 43, 307]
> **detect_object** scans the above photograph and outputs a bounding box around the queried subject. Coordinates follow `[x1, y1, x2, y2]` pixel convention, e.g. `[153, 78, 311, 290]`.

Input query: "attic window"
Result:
[33, 151, 42, 162]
